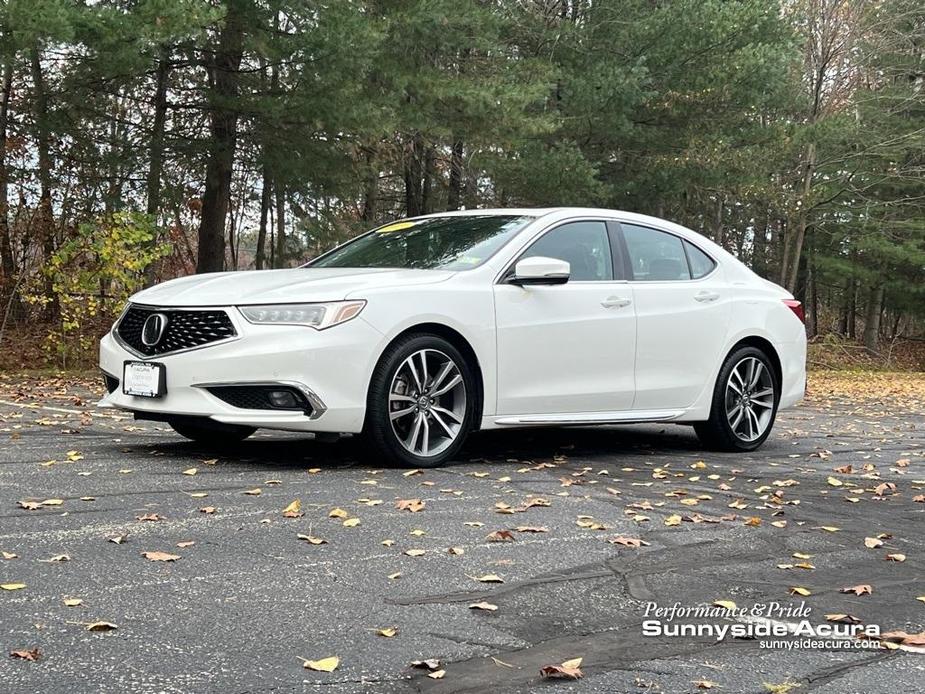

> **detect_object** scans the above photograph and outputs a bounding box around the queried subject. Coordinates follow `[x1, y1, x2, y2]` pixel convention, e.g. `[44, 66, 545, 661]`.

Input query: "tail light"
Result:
[783, 299, 804, 323]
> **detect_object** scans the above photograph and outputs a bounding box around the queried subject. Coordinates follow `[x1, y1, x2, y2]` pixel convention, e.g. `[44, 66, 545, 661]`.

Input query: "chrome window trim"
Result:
[615, 221, 719, 283]
[113, 303, 241, 359]
[494, 216, 627, 285]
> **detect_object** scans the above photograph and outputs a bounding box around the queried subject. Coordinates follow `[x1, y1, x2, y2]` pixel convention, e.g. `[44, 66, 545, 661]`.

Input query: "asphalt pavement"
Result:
[0, 377, 923, 693]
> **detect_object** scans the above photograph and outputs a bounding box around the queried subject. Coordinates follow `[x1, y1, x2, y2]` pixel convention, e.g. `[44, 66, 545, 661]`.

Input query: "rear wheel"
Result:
[694, 346, 778, 452]
[363, 334, 475, 467]
[169, 420, 256, 445]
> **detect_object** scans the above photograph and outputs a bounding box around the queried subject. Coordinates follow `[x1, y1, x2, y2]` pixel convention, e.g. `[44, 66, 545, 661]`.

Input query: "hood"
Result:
[130, 267, 455, 307]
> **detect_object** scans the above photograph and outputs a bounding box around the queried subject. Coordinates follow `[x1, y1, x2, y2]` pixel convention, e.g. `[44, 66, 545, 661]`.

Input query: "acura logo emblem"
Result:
[141, 313, 169, 347]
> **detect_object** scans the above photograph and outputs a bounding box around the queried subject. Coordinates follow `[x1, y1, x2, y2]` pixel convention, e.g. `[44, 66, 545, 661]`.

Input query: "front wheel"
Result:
[694, 346, 779, 452]
[363, 334, 476, 467]
[169, 420, 256, 445]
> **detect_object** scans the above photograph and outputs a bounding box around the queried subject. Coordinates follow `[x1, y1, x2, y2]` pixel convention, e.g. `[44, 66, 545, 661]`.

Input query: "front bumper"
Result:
[98, 308, 383, 433]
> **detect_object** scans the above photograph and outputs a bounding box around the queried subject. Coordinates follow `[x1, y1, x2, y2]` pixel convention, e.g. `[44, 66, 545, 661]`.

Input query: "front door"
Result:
[494, 220, 636, 415]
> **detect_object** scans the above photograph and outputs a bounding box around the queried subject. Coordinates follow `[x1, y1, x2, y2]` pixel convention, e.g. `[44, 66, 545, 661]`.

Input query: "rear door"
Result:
[493, 219, 636, 415]
[618, 223, 731, 410]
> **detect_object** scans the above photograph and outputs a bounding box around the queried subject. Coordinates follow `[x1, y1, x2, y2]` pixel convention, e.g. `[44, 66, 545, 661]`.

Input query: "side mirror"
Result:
[510, 256, 570, 286]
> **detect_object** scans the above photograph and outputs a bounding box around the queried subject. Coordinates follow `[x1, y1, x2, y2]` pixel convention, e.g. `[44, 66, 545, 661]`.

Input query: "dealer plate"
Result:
[123, 361, 166, 398]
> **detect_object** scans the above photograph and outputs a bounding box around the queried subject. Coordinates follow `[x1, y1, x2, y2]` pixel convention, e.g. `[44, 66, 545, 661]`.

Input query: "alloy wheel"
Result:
[725, 356, 775, 442]
[388, 348, 467, 457]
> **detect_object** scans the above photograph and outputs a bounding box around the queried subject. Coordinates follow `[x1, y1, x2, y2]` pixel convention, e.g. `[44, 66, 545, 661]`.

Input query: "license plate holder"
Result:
[123, 361, 167, 398]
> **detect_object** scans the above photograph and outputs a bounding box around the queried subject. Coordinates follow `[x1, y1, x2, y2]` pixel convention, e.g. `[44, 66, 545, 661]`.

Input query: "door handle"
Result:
[694, 291, 720, 302]
[601, 296, 632, 309]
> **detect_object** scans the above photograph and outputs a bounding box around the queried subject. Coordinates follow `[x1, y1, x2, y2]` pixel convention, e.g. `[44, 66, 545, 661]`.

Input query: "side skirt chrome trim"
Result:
[493, 409, 685, 426]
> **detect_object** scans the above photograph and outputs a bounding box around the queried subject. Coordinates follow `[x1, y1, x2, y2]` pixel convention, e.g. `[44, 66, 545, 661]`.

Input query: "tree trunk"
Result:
[273, 180, 285, 268]
[846, 278, 857, 339]
[30, 45, 58, 319]
[361, 148, 379, 223]
[0, 59, 22, 322]
[863, 284, 884, 354]
[196, 0, 246, 274]
[713, 195, 724, 248]
[404, 133, 425, 216]
[837, 277, 851, 336]
[421, 145, 435, 214]
[146, 47, 170, 219]
[447, 139, 464, 211]
[143, 47, 171, 286]
[785, 142, 816, 293]
[255, 164, 270, 269]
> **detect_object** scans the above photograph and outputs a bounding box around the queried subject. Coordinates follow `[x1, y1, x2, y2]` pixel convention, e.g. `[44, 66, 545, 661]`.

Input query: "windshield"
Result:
[308, 215, 534, 270]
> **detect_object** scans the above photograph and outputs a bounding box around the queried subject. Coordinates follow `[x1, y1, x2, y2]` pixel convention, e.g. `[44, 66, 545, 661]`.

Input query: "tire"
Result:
[169, 420, 256, 445]
[694, 346, 779, 452]
[362, 333, 476, 468]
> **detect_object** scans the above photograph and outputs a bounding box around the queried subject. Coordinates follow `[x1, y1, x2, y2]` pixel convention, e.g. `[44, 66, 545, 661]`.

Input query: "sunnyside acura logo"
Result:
[141, 312, 169, 347]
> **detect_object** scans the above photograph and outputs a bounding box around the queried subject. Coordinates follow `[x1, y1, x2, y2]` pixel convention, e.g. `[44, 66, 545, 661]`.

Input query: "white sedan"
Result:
[99, 208, 806, 467]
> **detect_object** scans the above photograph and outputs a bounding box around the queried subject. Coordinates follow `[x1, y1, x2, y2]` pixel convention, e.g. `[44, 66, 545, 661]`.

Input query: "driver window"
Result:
[520, 221, 613, 281]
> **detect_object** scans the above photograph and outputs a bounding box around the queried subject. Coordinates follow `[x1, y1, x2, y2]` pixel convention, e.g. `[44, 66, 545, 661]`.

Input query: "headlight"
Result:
[237, 300, 366, 329]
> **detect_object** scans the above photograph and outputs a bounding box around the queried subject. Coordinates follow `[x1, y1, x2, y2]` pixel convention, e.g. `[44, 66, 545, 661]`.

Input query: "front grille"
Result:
[116, 305, 236, 356]
[206, 385, 312, 414]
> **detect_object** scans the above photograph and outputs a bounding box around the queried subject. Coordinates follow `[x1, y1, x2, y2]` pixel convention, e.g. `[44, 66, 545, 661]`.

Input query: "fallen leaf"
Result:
[664, 514, 682, 526]
[428, 670, 446, 679]
[864, 537, 884, 549]
[16, 501, 41, 511]
[302, 656, 339, 672]
[789, 587, 811, 596]
[410, 658, 441, 670]
[486, 530, 516, 542]
[86, 621, 117, 632]
[177, 541, 195, 548]
[297, 534, 328, 545]
[243, 488, 262, 496]
[136, 514, 164, 522]
[141, 551, 180, 562]
[182, 468, 198, 476]
[108, 534, 128, 544]
[396, 499, 425, 513]
[328, 507, 348, 519]
[1, 583, 26, 591]
[282, 500, 303, 518]
[825, 613, 861, 624]
[199, 506, 216, 514]
[376, 627, 398, 638]
[342, 517, 361, 527]
[469, 601, 498, 611]
[713, 600, 737, 611]
[404, 549, 426, 557]
[694, 680, 717, 690]
[63, 598, 83, 607]
[448, 547, 464, 555]
[540, 657, 583, 680]
[1, 551, 16, 560]
[39, 554, 69, 563]
[9, 648, 41, 661]
[826, 477, 843, 487]
[608, 536, 650, 548]
[514, 526, 549, 533]
[841, 584, 873, 596]
[886, 553, 906, 562]
[473, 573, 504, 583]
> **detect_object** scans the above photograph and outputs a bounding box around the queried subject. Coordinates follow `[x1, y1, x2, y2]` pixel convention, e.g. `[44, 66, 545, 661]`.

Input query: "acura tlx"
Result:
[99, 208, 806, 467]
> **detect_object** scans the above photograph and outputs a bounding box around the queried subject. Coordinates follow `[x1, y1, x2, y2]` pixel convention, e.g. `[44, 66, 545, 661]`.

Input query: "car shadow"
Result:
[124, 422, 757, 471]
